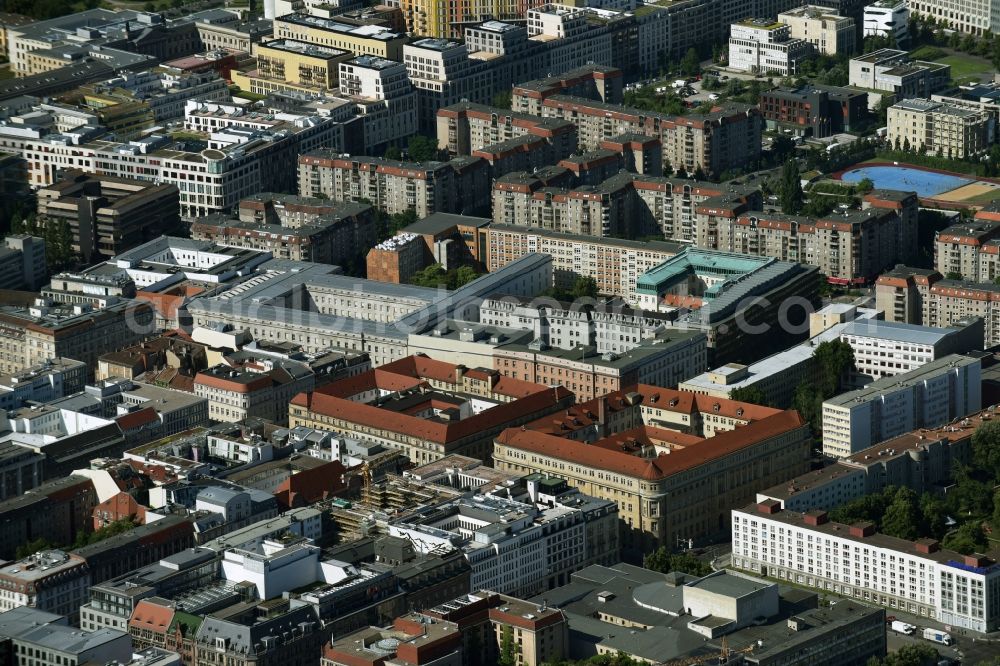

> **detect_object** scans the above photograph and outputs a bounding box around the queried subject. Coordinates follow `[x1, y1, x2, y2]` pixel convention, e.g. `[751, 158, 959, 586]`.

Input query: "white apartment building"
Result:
[778, 6, 857, 56]
[863, 0, 909, 41]
[822, 354, 981, 458]
[339, 55, 417, 150]
[732, 503, 1000, 632]
[728, 19, 813, 76]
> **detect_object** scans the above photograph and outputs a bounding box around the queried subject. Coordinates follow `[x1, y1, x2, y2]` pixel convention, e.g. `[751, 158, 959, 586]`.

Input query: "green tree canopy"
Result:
[881, 487, 921, 540]
[729, 386, 769, 406]
[644, 546, 713, 577]
[778, 159, 803, 214]
[971, 419, 1000, 482]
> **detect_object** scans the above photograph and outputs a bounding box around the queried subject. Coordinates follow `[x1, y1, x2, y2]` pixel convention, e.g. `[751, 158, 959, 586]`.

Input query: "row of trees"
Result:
[10, 211, 75, 272]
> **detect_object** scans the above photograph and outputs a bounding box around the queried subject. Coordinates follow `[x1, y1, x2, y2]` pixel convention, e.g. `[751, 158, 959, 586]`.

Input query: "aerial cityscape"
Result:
[0, 0, 1000, 664]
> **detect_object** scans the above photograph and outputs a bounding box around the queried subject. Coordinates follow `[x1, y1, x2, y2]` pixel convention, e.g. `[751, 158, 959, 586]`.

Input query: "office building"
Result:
[849, 48, 951, 97]
[272, 13, 406, 59]
[36, 171, 181, 263]
[0, 297, 156, 377]
[634, 249, 822, 364]
[297, 152, 490, 218]
[733, 501, 1000, 632]
[680, 304, 880, 406]
[233, 39, 352, 97]
[290, 355, 574, 464]
[388, 491, 618, 597]
[728, 19, 814, 76]
[194, 358, 314, 425]
[778, 6, 857, 55]
[759, 85, 868, 137]
[838, 317, 982, 382]
[531, 564, 886, 664]
[0, 550, 90, 622]
[908, 0, 994, 34]
[0, 358, 88, 412]
[822, 353, 981, 458]
[0, 607, 131, 666]
[493, 385, 812, 553]
[863, 0, 909, 42]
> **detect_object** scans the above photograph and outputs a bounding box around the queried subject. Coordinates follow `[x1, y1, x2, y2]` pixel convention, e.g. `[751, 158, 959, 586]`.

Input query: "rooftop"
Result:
[825, 353, 980, 407]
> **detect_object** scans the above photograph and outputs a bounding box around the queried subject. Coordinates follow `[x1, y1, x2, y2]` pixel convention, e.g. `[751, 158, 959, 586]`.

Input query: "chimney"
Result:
[597, 395, 606, 425]
[914, 539, 940, 554]
[756, 500, 781, 515]
[849, 522, 875, 538]
[803, 510, 828, 526]
[963, 554, 990, 568]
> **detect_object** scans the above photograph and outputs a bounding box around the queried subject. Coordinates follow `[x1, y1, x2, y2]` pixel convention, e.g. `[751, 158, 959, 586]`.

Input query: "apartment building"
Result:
[289, 355, 573, 464]
[402, 38, 496, 132]
[729, 19, 814, 75]
[233, 39, 352, 96]
[730, 198, 918, 284]
[297, 152, 491, 218]
[849, 48, 951, 97]
[822, 354, 981, 458]
[36, 171, 181, 264]
[732, 502, 1000, 632]
[494, 385, 812, 554]
[272, 13, 406, 59]
[0, 607, 131, 666]
[887, 98, 991, 158]
[492, 171, 762, 243]
[0, 298, 156, 377]
[863, 0, 909, 41]
[511, 64, 623, 117]
[437, 102, 579, 157]
[536, 96, 763, 176]
[191, 196, 376, 265]
[0, 234, 46, 291]
[338, 55, 418, 151]
[778, 6, 857, 55]
[486, 224, 683, 300]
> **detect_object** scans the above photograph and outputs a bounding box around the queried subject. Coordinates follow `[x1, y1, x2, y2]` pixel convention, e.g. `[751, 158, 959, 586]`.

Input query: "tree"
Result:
[406, 135, 439, 162]
[829, 487, 893, 527]
[729, 386, 769, 406]
[384, 145, 403, 160]
[680, 47, 700, 76]
[920, 493, 947, 539]
[675, 165, 689, 179]
[778, 159, 803, 214]
[9, 212, 24, 235]
[942, 521, 988, 555]
[855, 177, 874, 194]
[971, 419, 1000, 482]
[491, 91, 512, 109]
[881, 487, 921, 540]
[692, 165, 707, 181]
[813, 339, 855, 396]
[945, 271, 963, 280]
[451, 265, 479, 288]
[791, 381, 824, 432]
[571, 276, 598, 299]
[867, 644, 941, 666]
[15, 537, 54, 559]
[644, 546, 712, 576]
[497, 624, 518, 666]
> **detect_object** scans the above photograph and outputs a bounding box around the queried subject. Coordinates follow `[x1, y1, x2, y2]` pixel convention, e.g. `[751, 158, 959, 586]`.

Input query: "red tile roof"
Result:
[496, 409, 805, 480]
[116, 407, 159, 431]
[129, 600, 175, 632]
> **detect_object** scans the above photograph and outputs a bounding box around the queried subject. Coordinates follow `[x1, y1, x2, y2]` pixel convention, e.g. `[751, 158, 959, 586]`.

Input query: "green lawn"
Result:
[910, 46, 991, 85]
